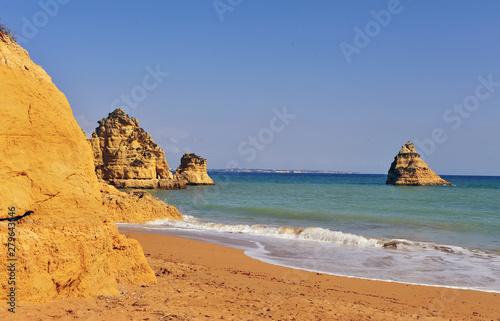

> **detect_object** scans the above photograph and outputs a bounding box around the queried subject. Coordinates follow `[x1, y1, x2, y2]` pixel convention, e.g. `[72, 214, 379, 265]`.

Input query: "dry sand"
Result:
[3, 232, 499, 320]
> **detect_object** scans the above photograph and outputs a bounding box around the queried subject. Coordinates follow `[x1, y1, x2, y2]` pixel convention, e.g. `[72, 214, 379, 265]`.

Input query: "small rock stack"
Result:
[386, 142, 452, 186]
[174, 153, 215, 185]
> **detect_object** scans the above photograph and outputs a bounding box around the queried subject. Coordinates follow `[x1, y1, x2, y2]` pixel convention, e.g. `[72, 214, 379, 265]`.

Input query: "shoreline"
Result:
[255, 257, 500, 295]
[5, 232, 499, 320]
[118, 222, 500, 294]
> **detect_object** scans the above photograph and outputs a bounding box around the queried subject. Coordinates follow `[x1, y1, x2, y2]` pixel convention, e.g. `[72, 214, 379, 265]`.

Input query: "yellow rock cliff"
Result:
[100, 183, 183, 223]
[0, 36, 156, 303]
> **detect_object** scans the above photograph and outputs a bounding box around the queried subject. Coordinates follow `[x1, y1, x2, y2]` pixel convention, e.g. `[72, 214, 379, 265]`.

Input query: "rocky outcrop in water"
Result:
[89, 108, 185, 189]
[174, 153, 215, 185]
[386, 142, 452, 186]
[100, 183, 183, 223]
[0, 36, 157, 302]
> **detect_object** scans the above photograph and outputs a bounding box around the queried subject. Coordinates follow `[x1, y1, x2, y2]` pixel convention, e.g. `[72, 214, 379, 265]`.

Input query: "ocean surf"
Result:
[119, 172, 500, 293]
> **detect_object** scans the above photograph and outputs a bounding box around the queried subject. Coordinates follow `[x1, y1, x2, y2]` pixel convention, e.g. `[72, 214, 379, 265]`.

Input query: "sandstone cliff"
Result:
[100, 183, 183, 223]
[386, 142, 452, 186]
[90, 108, 185, 189]
[174, 153, 215, 185]
[0, 35, 156, 303]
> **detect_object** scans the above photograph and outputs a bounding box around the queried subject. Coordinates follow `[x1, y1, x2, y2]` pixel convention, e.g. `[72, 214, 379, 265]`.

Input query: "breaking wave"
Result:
[144, 215, 487, 255]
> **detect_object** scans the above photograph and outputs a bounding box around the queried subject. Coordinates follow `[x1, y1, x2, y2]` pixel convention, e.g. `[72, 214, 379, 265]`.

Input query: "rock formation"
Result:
[386, 142, 452, 186]
[0, 35, 156, 303]
[174, 153, 215, 185]
[89, 108, 185, 189]
[100, 183, 183, 223]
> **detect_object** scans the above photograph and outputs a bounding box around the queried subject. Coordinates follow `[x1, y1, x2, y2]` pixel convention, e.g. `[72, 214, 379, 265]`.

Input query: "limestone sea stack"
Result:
[89, 108, 185, 189]
[386, 142, 452, 186]
[174, 153, 216, 185]
[0, 34, 157, 302]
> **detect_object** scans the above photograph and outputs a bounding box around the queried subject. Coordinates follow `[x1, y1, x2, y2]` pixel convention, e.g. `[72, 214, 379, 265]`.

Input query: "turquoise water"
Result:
[121, 173, 500, 292]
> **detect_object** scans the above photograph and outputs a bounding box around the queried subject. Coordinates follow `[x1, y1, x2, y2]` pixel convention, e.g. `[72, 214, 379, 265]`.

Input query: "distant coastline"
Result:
[168, 169, 500, 178]
[206, 170, 500, 177]
[206, 169, 366, 174]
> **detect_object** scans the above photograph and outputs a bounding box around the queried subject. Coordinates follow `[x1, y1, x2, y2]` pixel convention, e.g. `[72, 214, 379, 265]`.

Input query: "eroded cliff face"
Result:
[89, 108, 185, 189]
[386, 142, 452, 186]
[0, 37, 155, 303]
[100, 183, 183, 223]
[174, 153, 215, 185]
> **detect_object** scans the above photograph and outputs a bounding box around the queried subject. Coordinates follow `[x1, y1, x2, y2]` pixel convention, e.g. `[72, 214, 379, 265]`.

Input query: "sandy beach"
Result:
[2, 2, 500, 319]
[3, 232, 498, 321]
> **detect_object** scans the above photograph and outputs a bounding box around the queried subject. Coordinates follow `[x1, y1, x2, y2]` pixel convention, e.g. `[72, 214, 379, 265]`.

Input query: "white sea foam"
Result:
[297, 227, 381, 246]
[145, 216, 385, 247]
[144, 216, 488, 256]
[118, 215, 500, 293]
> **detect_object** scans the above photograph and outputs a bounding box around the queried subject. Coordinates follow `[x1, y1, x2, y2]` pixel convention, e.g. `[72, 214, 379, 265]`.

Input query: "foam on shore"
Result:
[143, 215, 493, 255]
[117, 215, 500, 294]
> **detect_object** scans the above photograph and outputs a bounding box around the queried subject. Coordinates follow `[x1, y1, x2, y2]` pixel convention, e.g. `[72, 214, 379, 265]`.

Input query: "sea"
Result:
[118, 172, 500, 293]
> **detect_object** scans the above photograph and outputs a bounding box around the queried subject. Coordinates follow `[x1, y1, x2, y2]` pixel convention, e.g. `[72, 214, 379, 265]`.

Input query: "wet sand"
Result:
[4, 232, 499, 320]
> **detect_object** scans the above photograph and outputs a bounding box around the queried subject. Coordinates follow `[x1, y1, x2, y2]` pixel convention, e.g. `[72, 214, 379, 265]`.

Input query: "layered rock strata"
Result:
[386, 142, 452, 186]
[174, 153, 215, 185]
[89, 108, 185, 189]
[100, 183, 183, 223]
[0, 36, 156, 303]
[108, 178, 186, 190]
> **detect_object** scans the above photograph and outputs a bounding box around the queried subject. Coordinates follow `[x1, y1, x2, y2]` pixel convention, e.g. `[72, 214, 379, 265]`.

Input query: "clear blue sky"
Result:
[3, 1, 499, 175]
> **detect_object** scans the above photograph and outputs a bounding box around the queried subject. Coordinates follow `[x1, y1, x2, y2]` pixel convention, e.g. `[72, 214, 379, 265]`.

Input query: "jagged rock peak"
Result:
[182, 153, 206, 164]
[96, 107, 140, 128]
[386, 141, 452, 186]
[174, 153, 215, 185]
[89, 108, 186, 189]
[398, 141, 418, 155]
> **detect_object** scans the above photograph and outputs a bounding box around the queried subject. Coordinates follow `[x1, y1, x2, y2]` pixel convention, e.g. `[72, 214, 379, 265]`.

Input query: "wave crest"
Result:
[146, 216, 383, 247]
[144, 216, 492, 256]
